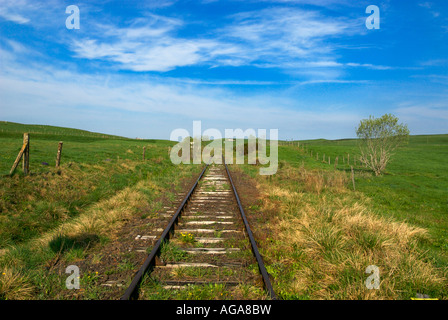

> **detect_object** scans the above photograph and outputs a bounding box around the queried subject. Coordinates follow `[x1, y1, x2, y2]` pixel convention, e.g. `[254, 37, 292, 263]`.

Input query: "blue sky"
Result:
[0, 0, 447, 140]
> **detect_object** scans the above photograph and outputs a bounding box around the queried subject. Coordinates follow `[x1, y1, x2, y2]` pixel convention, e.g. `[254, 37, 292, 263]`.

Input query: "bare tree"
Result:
[356, 114, 409, 176]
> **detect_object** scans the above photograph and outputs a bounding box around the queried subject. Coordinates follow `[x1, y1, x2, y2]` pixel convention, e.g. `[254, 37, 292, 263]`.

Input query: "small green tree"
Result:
[356, 114, 410, 176]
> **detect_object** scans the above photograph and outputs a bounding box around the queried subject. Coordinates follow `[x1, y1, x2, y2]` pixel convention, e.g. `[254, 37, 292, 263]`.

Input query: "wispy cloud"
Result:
[420, 59, 448, 67]
[0, 0, 59, 25]
[68, 6, 369, 77]
[0, 9, 29, 24]
[297, 79, 370, 85]
[2, 0, 446, 139]
[394, 99, 448, 134]
[419, 2, 443, 18]
[217, 7, 359, 68]
[2, 0, 390, 78]
[70, 13, 227, 72]
[396, 105, 448, 120]
[0, 0, 34, 24]
[72, 37, 219, 72]
[0, 48, 362, 139]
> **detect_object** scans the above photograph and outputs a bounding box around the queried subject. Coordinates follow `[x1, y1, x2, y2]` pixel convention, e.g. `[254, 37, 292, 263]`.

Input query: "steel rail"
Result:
[223, 162, 278, 300]
[120, 164, 209, 300]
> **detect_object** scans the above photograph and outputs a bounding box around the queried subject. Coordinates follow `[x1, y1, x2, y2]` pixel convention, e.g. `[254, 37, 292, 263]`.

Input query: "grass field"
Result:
[0, 121, 202, 299]
[0, 121, 446, 300]
[284, 135, 448, 269]
[233, 134, 447, 299]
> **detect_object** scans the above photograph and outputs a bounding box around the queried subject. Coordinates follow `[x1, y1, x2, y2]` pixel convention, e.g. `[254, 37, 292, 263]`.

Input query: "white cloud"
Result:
[219, 7, 358, 66]
[0, 0, 76, 32]
[0, 52, 362, 139]
[420, 59, 448, 67]
[394, 102, 448, 134]
[70, 14, 229, 72]
[0, 0, 35, 24]
[0, 1, 388, 79]
[72, 37, 218, 72]
[297, 79, 370, 85]
[0, 9, 29, 24]
[396, 105, 448, 121]
[345, 63, 392, 70]
[68, 6, 366, 76]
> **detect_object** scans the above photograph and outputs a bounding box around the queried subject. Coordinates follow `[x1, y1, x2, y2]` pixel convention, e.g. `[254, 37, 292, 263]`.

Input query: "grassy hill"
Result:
[0, 121, 168, 176]
[0, 121, 128, 141]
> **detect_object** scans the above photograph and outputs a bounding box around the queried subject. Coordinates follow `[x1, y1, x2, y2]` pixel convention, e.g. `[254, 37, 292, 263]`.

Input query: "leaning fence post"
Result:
[9, 136, 29, 176]
[10, 133, 29, 176]
[56, 141, 63, 167]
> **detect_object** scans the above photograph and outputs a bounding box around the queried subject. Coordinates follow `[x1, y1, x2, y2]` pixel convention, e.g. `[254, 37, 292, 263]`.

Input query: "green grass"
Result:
[1, 121, 446, 300]
[0, 121, 179, 248]
[0, 121, 203, 300]
[231, 135, 447, 299]
[0, 121, 127, 141]
[159, 241, 191, 262]
[288, 135, 448, 269]
[0, 121, 172, 176]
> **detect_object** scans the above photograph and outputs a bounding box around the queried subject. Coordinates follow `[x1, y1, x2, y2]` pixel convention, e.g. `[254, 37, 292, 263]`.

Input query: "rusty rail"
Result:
[223, 162, 277, 300]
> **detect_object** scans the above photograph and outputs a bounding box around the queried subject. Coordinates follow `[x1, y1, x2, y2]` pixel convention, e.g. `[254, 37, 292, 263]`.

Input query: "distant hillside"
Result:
[0, 121, 129, 142]
[293, 134, 448, 144]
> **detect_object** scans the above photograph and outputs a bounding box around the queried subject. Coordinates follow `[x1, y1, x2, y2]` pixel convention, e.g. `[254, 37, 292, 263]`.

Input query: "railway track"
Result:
[120, 163, 276, 300]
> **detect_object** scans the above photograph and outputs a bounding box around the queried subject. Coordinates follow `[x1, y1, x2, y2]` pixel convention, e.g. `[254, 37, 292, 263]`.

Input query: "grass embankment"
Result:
[234, 135, 447, 299]
[0, 121, 201, 299]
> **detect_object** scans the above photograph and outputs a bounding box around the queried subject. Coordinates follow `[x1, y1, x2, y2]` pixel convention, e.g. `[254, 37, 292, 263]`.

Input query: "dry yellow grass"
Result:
[248, 163, 446, 299]
[31, 181, 149, 251]
[0, 181, 150, 291]
[0, 267, 34, 300]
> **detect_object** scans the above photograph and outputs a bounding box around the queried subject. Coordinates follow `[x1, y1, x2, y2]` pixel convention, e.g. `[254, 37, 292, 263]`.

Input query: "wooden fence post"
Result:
[334, 156, 338, 169]
[143, 146, 146, 160]
[23, 133, 29, 175]
[56, 141, 63, 167]
[9, 133, 29, 176]
[351, 166, 356, 191]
